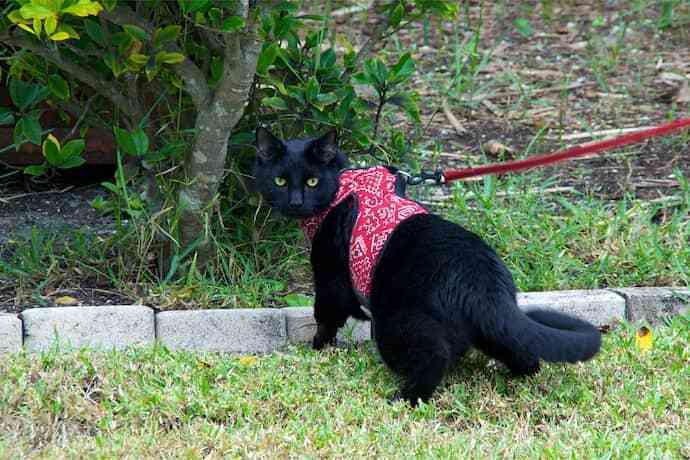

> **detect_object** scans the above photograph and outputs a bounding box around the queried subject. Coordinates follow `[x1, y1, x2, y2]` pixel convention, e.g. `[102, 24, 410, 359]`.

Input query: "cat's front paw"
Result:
[312, 333, 336, 350]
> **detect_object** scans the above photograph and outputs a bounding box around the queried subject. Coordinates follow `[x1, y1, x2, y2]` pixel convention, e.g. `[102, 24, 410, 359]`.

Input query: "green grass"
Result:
[2, 169, 689, 308]
[433, 169, 690, 291]
[1, 315, 688, 458]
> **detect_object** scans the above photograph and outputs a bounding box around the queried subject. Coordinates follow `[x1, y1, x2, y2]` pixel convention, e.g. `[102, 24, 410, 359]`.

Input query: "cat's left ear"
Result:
[311, 129, 338, 163]
[255, 126, 283, 161]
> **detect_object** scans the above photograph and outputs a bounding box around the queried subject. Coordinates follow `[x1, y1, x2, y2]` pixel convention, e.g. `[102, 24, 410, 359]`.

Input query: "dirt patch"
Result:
[0, 174, 116, 247]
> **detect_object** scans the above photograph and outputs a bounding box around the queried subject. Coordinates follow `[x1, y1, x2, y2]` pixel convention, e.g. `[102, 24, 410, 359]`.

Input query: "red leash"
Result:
[439, 117, 690, 183]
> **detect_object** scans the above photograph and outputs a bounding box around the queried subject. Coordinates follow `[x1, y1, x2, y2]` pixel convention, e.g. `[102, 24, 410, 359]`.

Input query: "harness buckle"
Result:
[405, 169, 445, 186]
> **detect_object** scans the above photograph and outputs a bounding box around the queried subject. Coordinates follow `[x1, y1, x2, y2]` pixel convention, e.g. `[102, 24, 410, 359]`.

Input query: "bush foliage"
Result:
[0, 0, 457, 271]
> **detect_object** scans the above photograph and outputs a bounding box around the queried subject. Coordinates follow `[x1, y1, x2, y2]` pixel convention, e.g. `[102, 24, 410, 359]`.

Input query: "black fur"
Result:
[254, 128, 602, 406]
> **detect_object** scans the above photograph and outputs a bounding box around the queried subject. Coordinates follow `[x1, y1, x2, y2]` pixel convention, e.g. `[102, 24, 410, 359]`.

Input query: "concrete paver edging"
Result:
[21, 305, 155, 353]
[0, 313, 22, 354]
[0, 287, 687, 355]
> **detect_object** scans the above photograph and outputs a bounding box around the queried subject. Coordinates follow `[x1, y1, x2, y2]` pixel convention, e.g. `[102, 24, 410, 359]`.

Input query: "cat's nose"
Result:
[288, 192, 303, 209]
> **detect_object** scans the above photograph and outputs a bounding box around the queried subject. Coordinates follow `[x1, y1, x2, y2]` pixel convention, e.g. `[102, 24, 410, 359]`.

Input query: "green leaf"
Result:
[0, 108, 14, 126]
[221, 16, 245, 32]
[24, 164, 49, 176]
[113, 126, 134, 155]
[104, 52, 123, 76]
[48, 75, 70, 100]
[390, 53, 415, 83]
[315, 93, 338, 106]
[256, 43, 279, 75]
[130, 128, 149, 156]
[50, 25, 80, 41]
[84, 19, 106, 45]
[229, 131, 254, 145]
[154, 25, 181, 47]
[261, 96, 288, 110]
[14, 115, 42, 146]
[62, 139, 86, 158]
[179, 0, 210, 14]
[389, 3, 404, 28]
[44, 15, 57, 35]
[306, 77, 320, 102]
[128, 53, 150, 66]
[123, 24, 148, 42]
[363, 58, 388, 89]
[320, 49, 336, 69]
[58, 155, 86, 169]
[388, 92, 420, 123]
[100, 181, 119, 193]
[19, 5, 54, 20]
[43, 135, 63, 166]
[352, 72, 371, 85]
[7, 10, 26, 24]
[514, 18, 533, 38]
[61, 0, 103, 17]
[49, 32, 71, 41]
[156, 51, 186, 65]
[114, 127, 148, 156]
[281, 293, 313, 307]
[9, 79, 48, 112]
[102, 0, 117, 12]
[208, 7, 221, 25]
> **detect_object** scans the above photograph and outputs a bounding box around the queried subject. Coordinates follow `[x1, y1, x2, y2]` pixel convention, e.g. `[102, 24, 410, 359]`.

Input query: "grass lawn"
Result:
[1, 315, 688, 458]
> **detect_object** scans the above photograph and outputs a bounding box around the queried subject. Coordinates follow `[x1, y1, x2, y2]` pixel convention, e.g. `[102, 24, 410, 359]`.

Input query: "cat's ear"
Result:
[311, 129, 338, 163]
[255, 126, 283, 161]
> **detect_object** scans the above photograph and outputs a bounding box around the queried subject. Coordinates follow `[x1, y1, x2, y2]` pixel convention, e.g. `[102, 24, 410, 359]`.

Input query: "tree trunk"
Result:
[177, 26, 261, 265]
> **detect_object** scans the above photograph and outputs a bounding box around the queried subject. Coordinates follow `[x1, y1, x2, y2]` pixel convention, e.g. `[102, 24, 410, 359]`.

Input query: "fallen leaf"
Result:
[238, 356, 258, 366]
[55, 295, 78, 305]
[482, 140, 515, 157]
[635, 326, 653, 353]
[674, 80, 690, 103]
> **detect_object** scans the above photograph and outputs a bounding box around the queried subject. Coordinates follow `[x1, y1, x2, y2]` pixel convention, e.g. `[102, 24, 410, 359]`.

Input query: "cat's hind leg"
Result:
[373, 311, 455, 405]
[474, 336, 541, 377]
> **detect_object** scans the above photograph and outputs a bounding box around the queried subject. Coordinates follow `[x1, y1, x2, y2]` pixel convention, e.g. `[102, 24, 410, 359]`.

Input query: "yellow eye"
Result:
[274, 177, 287, 187]
[306, 177, 319, 187]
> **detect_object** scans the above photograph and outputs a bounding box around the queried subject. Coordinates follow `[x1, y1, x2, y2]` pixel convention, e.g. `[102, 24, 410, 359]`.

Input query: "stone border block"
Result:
[0, 313, 22, 354]
[610, 287, 690, 324]
[21, 305, 154, 352]
[285, 307, 316, 344]
[285, 307, 371, 346]
[156, 308, 286, 353]
[517, 289, 626, 326]
[337, 318, 371, 345]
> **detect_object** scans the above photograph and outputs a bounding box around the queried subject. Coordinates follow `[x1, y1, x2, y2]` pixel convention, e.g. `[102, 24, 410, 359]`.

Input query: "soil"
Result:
[1, 1, 689, 311]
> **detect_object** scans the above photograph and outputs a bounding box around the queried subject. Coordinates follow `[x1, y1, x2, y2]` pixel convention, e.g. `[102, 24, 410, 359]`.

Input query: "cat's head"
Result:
[253, 127, 348, 218]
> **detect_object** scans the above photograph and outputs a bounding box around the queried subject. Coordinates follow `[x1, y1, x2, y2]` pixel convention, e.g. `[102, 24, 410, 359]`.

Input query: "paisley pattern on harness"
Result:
[300, 166, 427, 300]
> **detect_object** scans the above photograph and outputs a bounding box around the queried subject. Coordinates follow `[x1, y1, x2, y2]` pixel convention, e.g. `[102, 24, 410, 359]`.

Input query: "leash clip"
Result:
[405, 169, 445, 186]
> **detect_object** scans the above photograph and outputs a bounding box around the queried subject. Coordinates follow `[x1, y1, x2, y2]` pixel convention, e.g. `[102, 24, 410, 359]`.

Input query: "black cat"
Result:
[254, 127, 601, 405]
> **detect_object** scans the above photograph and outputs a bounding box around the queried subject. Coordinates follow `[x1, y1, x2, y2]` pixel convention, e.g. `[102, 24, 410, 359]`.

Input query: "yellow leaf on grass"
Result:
[635, 327, 653, 353]
[238, 356, 258, 366]
[55, 295, 78, 305]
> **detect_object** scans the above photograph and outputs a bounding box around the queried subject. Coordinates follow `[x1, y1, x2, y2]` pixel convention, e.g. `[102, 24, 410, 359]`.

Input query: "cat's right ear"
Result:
[255, 126, 282, 161]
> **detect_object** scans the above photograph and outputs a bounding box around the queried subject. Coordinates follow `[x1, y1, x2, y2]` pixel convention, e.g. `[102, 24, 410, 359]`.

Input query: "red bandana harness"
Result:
[300, 166, 427, 301]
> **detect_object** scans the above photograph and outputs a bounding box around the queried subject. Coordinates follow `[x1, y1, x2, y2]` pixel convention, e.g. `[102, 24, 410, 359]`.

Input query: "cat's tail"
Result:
[521, 308, 602, 363]
[476, 304, 601, 366]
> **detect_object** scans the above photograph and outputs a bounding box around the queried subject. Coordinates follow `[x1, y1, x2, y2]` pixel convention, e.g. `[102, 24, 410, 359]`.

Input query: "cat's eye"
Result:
[274, 177, 287, 187]
[306, 177, 319, 188]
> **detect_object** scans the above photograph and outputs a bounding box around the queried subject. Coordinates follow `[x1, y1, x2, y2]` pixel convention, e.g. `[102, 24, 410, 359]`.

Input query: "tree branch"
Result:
[101, 5, 212, 109]
[0, 32, 139, 119]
